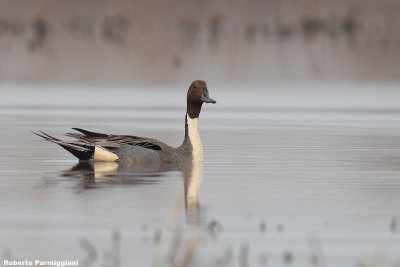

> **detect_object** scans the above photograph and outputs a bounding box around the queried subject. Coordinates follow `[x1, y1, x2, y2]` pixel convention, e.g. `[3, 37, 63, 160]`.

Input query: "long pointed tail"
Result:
[32, 131, 94, 160]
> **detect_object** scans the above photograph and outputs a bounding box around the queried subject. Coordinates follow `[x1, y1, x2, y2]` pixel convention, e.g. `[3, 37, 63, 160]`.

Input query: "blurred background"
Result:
[1, 0, 400, 84]
[1, 1, 400, 267]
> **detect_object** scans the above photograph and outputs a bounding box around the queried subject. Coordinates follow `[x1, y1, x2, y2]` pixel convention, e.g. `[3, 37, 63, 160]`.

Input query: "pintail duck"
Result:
[33, 80, 216, 163]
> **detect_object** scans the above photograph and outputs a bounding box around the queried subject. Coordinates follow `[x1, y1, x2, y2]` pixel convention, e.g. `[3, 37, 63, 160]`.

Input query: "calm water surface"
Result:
[0, 82, 400, 267]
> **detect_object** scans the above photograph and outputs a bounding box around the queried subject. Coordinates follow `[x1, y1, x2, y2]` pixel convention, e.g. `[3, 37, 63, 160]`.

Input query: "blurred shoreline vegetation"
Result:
[0, 0, 399, 83]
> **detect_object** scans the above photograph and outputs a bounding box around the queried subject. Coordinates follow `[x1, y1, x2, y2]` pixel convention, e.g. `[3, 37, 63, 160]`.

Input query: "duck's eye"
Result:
[193, 85, 196, 89]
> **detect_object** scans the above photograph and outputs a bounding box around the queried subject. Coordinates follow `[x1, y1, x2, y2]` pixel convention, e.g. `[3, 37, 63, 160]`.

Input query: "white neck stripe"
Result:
[186, 113, 203, 162]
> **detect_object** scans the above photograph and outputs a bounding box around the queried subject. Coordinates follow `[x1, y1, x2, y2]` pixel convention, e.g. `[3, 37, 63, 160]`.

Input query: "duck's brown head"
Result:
[186, 80, 216, 119]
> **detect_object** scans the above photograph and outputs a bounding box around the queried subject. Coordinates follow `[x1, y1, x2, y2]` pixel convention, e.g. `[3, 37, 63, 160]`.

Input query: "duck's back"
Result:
[53, 128, 183, 163]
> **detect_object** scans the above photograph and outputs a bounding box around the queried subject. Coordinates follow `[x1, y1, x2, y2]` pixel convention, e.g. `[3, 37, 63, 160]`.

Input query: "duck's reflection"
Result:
[62, 160, 205, 226]
[182, 162, 203, 226]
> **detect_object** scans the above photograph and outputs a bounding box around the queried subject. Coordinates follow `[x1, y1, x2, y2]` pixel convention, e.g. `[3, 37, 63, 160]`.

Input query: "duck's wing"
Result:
[33, 128, 165, 161]
[65, 128, 163, 151]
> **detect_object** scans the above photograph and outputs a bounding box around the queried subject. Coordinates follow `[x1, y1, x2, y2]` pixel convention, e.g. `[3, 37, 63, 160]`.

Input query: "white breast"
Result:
[186, 114, 204, 162]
